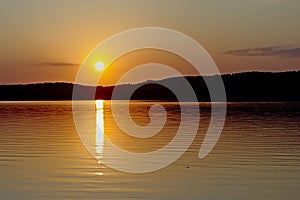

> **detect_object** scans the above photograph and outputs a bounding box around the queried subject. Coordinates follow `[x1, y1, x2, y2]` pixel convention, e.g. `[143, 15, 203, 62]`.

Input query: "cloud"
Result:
[223, 46, 300, 58]
[0, 61, 80, 68]
[43, 62, 80, 66]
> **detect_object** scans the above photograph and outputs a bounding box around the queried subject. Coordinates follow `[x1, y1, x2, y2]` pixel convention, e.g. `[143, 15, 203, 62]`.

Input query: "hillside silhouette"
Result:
[0, 71, 299, 101]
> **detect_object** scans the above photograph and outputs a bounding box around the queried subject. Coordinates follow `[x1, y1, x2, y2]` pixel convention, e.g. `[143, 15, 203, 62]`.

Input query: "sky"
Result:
[0, 0, 299, 84]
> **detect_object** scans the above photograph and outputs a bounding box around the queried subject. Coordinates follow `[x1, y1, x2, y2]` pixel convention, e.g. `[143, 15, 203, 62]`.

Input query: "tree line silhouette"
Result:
[0, 71, 299, 101]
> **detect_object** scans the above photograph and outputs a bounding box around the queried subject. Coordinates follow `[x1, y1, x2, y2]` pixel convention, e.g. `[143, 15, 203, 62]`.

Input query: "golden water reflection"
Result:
[95, 100, 104, 160]
[0, 101, 299, 198]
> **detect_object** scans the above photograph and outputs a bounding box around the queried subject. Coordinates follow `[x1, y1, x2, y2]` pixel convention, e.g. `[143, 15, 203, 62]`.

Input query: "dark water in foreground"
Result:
[0, 101, 299, 199]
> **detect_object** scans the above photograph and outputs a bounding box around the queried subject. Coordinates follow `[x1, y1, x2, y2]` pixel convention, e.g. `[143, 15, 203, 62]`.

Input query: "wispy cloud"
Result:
[42, 62, 80, 67]
[223, 46, 300, 58]
[0, 61, 80, 67]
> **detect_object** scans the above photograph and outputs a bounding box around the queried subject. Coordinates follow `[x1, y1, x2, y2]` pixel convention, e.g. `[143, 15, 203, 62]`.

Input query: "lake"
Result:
[0, 101, 299, 199]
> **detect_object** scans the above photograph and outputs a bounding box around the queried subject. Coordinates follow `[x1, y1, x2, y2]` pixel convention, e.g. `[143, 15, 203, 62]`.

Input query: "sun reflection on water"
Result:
[95, 100, 104, 159]
[95, 100, 105, 176]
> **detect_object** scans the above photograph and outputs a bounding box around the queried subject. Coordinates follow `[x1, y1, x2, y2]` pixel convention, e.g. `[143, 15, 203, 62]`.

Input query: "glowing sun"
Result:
[95, 61, 105, 71]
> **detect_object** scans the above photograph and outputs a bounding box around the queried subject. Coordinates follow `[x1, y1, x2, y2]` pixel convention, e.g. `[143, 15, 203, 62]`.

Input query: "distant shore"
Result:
[0, 71, 299, 101]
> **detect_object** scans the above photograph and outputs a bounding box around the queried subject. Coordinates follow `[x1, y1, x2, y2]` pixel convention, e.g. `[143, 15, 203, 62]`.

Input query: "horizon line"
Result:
[0, 70, 299, 86]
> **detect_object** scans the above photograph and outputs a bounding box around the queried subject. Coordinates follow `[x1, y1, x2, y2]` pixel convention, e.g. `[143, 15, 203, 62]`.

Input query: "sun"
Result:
[95, 61, 105, 71]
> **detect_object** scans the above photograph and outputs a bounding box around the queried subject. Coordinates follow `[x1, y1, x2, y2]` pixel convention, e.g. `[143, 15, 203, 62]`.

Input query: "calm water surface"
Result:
[0, 101, 299, 199]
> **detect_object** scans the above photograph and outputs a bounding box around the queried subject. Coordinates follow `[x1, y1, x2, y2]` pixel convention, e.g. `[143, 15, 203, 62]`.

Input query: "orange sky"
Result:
[0, 0, 299, 84]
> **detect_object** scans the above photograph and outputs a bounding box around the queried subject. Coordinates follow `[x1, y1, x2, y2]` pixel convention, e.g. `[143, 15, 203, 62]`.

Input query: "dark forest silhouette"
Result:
[0, 71, 299, 101]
